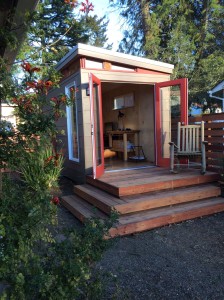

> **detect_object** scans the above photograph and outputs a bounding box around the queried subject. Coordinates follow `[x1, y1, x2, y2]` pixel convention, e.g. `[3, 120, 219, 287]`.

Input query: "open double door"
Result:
[89, 74, 188, 179]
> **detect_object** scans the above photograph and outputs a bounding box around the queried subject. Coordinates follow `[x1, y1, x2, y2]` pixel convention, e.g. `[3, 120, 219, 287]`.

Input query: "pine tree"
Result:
[18, 0, 109, 67]
[110, 0, 224, 100]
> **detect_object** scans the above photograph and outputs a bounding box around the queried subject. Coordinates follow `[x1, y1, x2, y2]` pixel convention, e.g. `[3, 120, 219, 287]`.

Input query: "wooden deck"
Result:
[61, 167, 224, 237]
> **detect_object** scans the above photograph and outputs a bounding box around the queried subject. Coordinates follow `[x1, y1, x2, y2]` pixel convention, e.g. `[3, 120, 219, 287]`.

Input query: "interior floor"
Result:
[104, 157, 154, 172]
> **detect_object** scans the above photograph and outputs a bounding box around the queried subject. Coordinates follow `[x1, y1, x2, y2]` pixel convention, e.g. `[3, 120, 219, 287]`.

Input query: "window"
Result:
[65, 82, 79, 161]
[113, 93, 134, 110]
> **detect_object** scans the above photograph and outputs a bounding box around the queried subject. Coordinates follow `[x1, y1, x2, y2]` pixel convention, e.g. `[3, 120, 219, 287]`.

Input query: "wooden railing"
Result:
[171, 113, 224, 174]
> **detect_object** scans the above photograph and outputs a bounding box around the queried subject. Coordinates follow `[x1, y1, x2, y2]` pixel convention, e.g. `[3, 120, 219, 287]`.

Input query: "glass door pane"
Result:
[89, 74, 104, 179]
[93, 82, 102, 166]
[155, 78, 188, 167]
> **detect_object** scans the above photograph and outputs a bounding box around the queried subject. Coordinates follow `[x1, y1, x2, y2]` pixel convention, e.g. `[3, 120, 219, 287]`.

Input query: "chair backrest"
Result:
[177, 121, 204, 154]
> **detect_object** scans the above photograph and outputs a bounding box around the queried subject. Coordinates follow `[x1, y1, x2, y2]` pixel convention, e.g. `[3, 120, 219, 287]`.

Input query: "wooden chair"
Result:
[169, 121, 207, 174]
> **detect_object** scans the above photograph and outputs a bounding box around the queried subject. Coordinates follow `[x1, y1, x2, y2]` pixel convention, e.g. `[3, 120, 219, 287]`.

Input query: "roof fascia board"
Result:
[208, 80, 224, 94]
[56, 43, 174, 74]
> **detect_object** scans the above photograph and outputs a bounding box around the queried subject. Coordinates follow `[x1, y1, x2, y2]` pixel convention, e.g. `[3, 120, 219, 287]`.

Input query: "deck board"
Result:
[117, 184, 220, 214]
[87, 168, 220, 197]
[109, 197, 224, 237]
[61, 167, 222, 237]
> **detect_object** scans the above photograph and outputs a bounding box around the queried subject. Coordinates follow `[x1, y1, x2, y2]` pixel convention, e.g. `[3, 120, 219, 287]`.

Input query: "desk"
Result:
[107, 130, 140, 161]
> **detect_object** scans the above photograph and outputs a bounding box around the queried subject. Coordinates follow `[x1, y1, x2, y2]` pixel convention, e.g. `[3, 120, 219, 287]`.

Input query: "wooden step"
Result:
[118, 184, 221, 214]
[75, 183, 221, 215]
[61, 195, 107, 223]
[86, 171, 220, 197]
[61, 194, 224, 238]
[109, 197, 224, 237]
[74, 184, 123, 214]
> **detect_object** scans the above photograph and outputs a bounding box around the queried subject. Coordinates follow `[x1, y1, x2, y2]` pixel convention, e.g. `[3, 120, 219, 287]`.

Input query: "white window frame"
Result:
[65, 82, 79, 162]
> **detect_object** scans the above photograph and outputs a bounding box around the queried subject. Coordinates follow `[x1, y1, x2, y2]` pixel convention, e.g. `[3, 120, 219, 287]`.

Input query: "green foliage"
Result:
[111, 0, 224, 101]
[0, 62, 116, 298]
[0, 175, 116, 299]
[18, 0, 109, 69]
[0, 58, 17, 100]
[18, 142, 64, 190]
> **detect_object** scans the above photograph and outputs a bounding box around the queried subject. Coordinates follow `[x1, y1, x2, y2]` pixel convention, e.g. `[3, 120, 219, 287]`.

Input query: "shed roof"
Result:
[56, 43, 174, 74]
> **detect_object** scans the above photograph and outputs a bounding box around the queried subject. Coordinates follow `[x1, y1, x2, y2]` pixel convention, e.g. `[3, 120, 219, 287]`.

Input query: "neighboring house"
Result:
[0, 103, 17, 128]
[208, 80, 224, 112]
[0, 0, 38, 124]
[49, 43, 189, 183]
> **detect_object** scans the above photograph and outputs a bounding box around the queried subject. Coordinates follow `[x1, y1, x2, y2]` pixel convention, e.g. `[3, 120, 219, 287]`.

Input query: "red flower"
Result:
[26, 80, 53, 95]
[51, 196, 60, 205]
[60, 95, 67, 103]
[26, 81, 37, 89]
[80, 0, 94, 13]
[11, 97, 19, 104]
[44, 155, 54, 166]
[31, 67, 41, 73]
[21, 61, 41, 74]
[45, 80, 53, 87]
[21, 61, 32, 73]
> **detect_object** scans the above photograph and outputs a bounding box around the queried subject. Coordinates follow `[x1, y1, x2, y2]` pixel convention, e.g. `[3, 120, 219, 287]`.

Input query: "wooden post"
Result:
[123, 133, 128, 161]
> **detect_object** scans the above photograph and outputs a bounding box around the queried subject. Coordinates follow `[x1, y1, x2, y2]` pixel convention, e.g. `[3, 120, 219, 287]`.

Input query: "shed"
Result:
[49, 43, 188, 183]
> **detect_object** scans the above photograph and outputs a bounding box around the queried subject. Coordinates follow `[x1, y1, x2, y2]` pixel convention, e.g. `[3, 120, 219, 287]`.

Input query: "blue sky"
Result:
[91, 0, 123, 50]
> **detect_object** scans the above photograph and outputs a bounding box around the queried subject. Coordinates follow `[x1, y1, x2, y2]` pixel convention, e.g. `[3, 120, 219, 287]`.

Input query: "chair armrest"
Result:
[169, 142, 179, 149]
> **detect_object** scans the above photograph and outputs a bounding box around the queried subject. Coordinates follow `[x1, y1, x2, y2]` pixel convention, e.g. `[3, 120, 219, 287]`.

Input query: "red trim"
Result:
[89, 73, 104, 179]
[80, 58, 86, 68]
[155, 78, 188, 167]
[136, 68, 170, 75]
[83, 67, 135, 73]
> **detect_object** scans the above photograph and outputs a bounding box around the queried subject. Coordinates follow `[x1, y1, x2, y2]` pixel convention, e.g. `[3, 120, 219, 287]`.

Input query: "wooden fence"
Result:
[171, 113, 224, 174]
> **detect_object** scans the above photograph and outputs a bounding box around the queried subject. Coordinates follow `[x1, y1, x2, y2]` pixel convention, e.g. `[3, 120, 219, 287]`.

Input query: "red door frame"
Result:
[89, 73, 104, 179]
[155, 78, 188, 167]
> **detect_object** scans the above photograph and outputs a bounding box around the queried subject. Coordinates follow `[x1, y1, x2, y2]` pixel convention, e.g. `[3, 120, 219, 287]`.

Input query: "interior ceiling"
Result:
[101, 82, 124, 93]
[101, 81, 149, 93]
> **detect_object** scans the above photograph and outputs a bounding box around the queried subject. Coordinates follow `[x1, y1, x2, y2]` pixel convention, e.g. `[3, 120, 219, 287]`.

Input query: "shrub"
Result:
[0, 62, 116, 299]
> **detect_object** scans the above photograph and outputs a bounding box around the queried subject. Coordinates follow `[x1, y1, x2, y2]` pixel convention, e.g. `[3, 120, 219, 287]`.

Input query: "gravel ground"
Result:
[95, 214, 224, 300]
[58, 178, 224, 300]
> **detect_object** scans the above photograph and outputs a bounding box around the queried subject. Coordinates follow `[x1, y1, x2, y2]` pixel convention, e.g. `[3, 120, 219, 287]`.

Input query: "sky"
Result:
[91, 0, 123, 50]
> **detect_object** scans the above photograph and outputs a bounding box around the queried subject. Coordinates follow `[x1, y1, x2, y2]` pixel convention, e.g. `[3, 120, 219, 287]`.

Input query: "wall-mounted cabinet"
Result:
[113, 92, 134, 110]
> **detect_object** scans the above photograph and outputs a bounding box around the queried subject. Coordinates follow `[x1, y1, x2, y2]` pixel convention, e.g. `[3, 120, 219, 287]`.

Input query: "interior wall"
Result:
[102, 83, 155, 162]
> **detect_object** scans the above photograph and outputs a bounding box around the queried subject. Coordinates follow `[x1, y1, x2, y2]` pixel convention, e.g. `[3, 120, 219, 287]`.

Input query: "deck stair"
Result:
[61, 168, 224, 237]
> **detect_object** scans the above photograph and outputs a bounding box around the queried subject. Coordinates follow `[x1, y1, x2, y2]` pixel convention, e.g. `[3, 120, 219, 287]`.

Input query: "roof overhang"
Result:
[56, 43, 174, 74]
[208, 80, 224, 101]
[0, 0, 38, 67]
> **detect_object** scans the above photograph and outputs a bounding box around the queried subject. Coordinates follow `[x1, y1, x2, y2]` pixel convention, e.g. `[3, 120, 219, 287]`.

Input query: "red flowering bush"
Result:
[0, 60, 116, 300]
